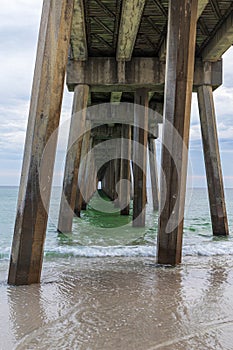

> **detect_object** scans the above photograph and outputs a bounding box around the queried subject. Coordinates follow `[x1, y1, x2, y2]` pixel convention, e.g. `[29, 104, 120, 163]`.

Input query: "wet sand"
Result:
[1, 255, 233, 350]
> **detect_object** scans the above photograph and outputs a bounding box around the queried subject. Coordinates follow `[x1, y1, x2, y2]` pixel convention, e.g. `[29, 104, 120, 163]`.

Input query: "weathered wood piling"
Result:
[197, 84, 229, 236]
[157, 0, 198, 265]
[58, 84, 89, 232]
[8, 0, 75, 285]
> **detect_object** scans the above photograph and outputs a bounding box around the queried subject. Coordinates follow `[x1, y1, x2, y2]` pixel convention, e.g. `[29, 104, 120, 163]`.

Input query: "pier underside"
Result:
[8, 0, 232, 284]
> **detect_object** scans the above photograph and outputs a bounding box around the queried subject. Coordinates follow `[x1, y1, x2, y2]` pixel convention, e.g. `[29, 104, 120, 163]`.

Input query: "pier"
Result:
[8, 0, 232, 285]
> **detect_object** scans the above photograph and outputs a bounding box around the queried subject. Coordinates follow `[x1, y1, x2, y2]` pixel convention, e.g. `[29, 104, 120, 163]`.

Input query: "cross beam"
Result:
[70, 0, 88, 60]
[117, 0, 146, 61]
[201, 9, 233, 61]
[67, 57, 222, 92]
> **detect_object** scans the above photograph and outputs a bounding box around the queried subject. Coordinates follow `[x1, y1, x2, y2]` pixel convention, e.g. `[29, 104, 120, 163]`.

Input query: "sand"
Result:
[1, 255, 233, 350]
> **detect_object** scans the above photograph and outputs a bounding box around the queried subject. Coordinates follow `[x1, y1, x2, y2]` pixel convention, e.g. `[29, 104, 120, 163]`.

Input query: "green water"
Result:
[0, 187, 233, 260]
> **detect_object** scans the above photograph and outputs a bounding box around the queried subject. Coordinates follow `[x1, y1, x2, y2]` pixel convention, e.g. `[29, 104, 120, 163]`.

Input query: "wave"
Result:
[0, 249, 11, 261]
[43, 241, 233, 259]
[44, 245, 157, 258]
[183, 242, 233, 257]
[2, 240, 233, 261]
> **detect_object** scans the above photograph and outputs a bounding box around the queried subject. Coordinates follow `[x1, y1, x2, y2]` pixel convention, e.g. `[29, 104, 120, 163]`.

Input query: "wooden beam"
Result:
[151, 0, 167, 17]
[201, 10, 233, 61]
[111, 92, 122, 104]
[87, 104, 162, 139]
[95, 0, 115, 18]
[92, 16, 114, 35]
[146, 16, 162, 36]
[148, 92, 154, 101]
[92, 129, 122, 171]
[159, 0, 208, 61]
[71, 0, 88, 60]
[157, 0, 198, 266]
[67, 57, 163, 91]
[195, 59, 222, 88]
[148, 138, 159, 211]
[8, 0, 74, 285]
[117, 60, 126, 83]
[88, 91, 92, 106]
[209, 0, 221, 20]
[198, 0, 209, 16]
[197, 85, 229, 235]
[93, 33, 113, 49]
[57, 84, 89, 233]
[198, 17, 210, 37]
[67, 57, 222, 92]
[133, 88, 149, 227]
[117, 0, 146, 61]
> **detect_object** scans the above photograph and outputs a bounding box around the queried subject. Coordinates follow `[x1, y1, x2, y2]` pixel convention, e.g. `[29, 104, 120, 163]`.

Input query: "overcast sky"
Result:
[0, 0, 233, 188]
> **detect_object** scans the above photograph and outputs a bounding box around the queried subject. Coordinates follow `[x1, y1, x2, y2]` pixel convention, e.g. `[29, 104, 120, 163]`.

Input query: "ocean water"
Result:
[0, 186, 233, 265]
[1, 187, 233, 349]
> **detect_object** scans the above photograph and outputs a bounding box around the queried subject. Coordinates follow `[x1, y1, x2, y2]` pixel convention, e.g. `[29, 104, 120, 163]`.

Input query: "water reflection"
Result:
[3, 257, 233, 349]
[7, 284, 46, 345]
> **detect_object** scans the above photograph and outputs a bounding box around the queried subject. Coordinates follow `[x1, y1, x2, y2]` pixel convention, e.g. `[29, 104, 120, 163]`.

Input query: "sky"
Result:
[0, 0, 233, 188]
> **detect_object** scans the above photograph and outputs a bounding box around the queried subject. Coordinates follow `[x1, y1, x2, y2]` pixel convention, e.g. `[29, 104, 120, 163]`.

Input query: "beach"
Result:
[1, 187, 233, 349]
[1, 255, 233, 349]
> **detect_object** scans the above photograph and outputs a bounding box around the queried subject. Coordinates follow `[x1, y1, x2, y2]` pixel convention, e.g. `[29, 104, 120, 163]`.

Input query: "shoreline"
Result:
[1, 255, 233, 349]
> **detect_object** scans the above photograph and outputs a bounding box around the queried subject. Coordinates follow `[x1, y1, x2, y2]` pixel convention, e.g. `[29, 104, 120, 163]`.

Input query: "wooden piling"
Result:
[120, 124, 132, 215]
[74, 126, 92, 216]
[157, 0, 198, 265]
[102, 161, 113, 200]
[8, 0, 74, 285]
[101, 165, 109, 198]
[197, 84, 229, 235]
[102, 162, 112, 200]
[57, 84, 89, 233]
[148, 137, 159, 211]
[114, 158, 121, 207]
[87, 157, 99, 203]
[108, 160, 115, 200]
[82, 137, 97, 205]
[133, 88, 149, 227]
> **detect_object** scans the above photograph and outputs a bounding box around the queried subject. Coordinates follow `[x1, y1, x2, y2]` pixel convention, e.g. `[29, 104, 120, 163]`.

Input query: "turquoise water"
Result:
[1, 187, 233, 349]
[0, 187, 233, 263]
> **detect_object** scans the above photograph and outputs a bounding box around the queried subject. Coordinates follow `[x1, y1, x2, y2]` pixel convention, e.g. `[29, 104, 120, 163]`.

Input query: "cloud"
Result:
[0, 0, 43, 171]
[0, 1, 42, 103]
[190, 123, 202, 142]
[0, 0, 74, 184]
[221, 47, 233, 88]
[189, 47, 233, 153]
[0, 1, 42, 29]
